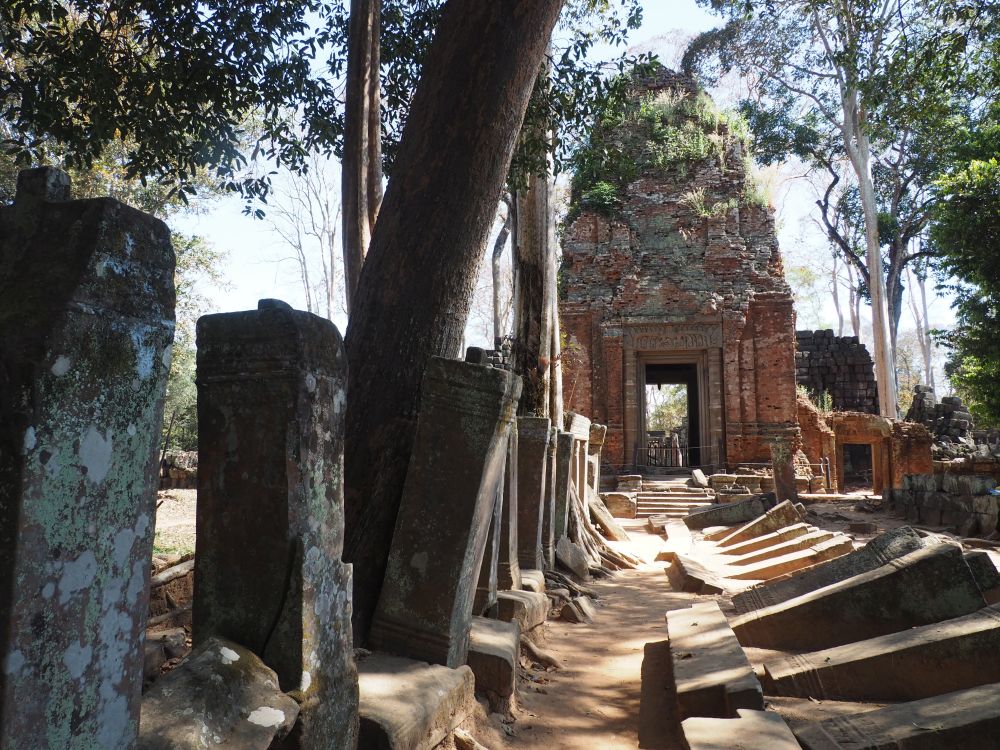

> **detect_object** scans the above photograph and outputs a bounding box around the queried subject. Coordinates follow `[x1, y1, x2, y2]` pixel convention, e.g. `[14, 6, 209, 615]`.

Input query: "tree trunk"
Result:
[831, 252, 844, 336]
[842, 93, 898, 418]
[492, 201, 511, 346]
[917, 265, 935, 392]
[342, 0, 382, 314]
[548, 184, 563, 429]
[514, 171, 554, 416]
[887, 259, 905, 365]
[342, 0, 565, 644]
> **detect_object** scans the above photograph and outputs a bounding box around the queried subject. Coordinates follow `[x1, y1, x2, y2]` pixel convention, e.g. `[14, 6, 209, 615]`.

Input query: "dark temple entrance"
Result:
[643, 363, 702, 468]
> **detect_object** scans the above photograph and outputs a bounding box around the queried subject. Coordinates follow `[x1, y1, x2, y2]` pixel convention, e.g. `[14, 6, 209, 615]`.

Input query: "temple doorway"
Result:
[642, 362, 702, 469]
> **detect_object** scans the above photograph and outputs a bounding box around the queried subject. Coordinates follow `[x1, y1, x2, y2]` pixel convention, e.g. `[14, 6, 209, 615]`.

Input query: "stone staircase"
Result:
[635, 474, 713, 519]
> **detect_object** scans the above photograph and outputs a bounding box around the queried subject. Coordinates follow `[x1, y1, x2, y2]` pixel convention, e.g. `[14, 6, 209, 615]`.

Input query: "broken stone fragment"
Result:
[138, 637, 299, 750]
[560, 596, 597, 624]
[556, 536, 591, 580]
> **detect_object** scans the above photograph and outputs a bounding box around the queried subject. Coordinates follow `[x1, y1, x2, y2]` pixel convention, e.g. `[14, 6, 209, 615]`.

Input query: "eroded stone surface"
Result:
[467, 617, 519, 698]
[138, 637, 299, 750]
[683, 709, 799, 750]
[0, 169, 175, 749]
[517, 417, 551, 572]
[496, 590, 548, 633]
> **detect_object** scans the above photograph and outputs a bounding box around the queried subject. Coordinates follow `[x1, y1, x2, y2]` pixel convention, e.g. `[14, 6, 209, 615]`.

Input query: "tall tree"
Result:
[684, 0, 985, 417]
[342, 0, 566, 642]
[342, 0, 383, 312]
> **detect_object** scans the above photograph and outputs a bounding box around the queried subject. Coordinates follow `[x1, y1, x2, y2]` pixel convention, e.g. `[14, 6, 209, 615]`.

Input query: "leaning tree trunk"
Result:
[342, 0, 383, 313]
[343, 0, 566, 644]
[492, 199, 512, 346]
[513, 171, 554, 416]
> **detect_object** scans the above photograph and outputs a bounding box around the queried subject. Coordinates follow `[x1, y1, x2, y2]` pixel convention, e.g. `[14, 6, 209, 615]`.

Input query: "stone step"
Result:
[726, 535, 853, 581]
[358, 653, 474, 750]
[793, 683, 1000, 749]
[764, 604, 1000, 702]
[638, 509, 690, 519]
[728, 530, 838, 568]
[731, 542, 987, 651]
[683, 709, 800, 750]
[720, 523, 813, 557]
[666, 602, 764, 719]
[717, 501, 803, 547]
[732, 526, 925, 615]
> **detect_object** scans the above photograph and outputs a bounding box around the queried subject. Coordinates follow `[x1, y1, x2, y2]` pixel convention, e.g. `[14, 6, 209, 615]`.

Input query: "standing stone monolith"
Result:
[474, 444, 507, 615]
[516, 417, 552, 571]
[498, 421, 522, 591]
[0, 168, 175, 749]
[541, 426, 559, 569]
[369, 357, 521, 668]
[194, 301, 357, 749]
[553, 431, 574, 541]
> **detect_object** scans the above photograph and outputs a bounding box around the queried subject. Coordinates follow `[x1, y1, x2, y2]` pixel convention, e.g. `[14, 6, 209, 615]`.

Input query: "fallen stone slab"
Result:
[358, 653, 474, 750]
[560, 596, 597, 624]
[731, 542, 987, 650]
[667, 602, 764, 719]
[590, 497, 631, 541]
[765, 604, 1000, 702]
[732, 526, 926, 614]
[717, 501, 803, 547]
[720, 523, 813, 557]
[728, 530, 838, 568]
[848, 520, 877, 534]
[793, 683, 1000, 749]
[602, 492, 637, 518]
[683, 709, 799, 750]
[727, 535, 853, 581]
[691, 469, 709, 489]
[138, 637, 299, 750]
[665, 555, 725, 595]
[685, 496, 768, 531]
[646, 514, 671, 534]
[556, 536, 590, 579]
[467, 617, 519, 698]
[496, 590, 548, 633]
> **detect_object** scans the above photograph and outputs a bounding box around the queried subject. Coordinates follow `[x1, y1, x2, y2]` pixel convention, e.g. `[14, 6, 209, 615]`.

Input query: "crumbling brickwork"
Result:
[560, 68, 798, 470]
[795, 330, 878, 413]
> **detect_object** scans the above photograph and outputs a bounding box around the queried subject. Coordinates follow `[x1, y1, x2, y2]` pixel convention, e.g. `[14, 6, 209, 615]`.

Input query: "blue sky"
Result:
[173, 0, 955, 360]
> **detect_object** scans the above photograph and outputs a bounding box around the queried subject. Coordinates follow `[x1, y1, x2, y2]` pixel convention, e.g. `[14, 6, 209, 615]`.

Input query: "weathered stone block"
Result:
[720, 523, 812, 557]
[0, 169, 175, 749]
[727, 535, 853, 581]
[589, 497, 630, 541]
[358, 654, 474, 750]
[370, 358, 520, 668]
[665, 555, 725, 595]
[793, 683, 1000, 749]
[765, 604, 1000, 702]
[498, 421, 521, 592]
[195, 302, 357, 749]
[667, 602, 764, 719]
[496, 590, 548, 632]
[556, 536, 591, 579]
[553, 431, 574, 539]
[602, 491, 638, 518]
[731, 543, 986, 650]
[467, 617, 519, 698]
[717, 500, 802, 547]
[138, 637, 299, 750]
[685, 496, 767, 530]
[683, 709, 799, 750]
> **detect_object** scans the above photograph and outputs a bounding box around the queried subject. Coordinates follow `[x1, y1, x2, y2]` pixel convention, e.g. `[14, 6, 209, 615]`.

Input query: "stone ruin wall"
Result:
[560, 69, 798, 470]
[795, 329, 878, 414]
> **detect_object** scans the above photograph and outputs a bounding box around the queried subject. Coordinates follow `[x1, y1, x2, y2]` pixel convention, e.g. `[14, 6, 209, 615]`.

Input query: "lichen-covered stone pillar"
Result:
[516, 417, 551, 572]
[370, 358, 520, 668]
[498, 422, 522, 591]
[194, 300, 358, 749]
[553, 431, 575, 541]
[0, 168, 175, 749]
[541, 426, 559, 569]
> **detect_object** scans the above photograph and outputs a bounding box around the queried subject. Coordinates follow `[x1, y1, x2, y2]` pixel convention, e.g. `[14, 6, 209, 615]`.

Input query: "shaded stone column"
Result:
[567, 412, 592, 503]
[0, 169, 175, 749]
[474, 435, 507, 615]
[588, 423, 607, 497]
[517, 417, 551, 571]
[553, 431, 574, 542]
[497, 422, 522, 591]
[194, 300, 358, 750]
[370, 358, 520, 668]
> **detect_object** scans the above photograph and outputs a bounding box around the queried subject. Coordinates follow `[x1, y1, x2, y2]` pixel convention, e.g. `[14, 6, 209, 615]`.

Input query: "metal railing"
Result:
[634, 443, 719, 469]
